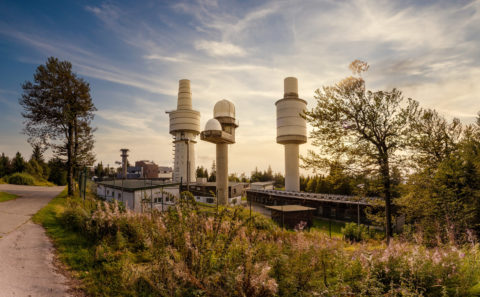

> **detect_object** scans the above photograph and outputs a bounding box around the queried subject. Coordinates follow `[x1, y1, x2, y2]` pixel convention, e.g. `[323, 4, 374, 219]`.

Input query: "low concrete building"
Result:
[96, 180, 179, 212]
[181, 182, 247, 205]
[251, 181, 275, 190]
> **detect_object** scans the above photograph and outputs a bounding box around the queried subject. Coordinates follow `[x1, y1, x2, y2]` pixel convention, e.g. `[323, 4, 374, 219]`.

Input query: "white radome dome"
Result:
[204, 118, 222, 131]
[213, 99, 235, 118]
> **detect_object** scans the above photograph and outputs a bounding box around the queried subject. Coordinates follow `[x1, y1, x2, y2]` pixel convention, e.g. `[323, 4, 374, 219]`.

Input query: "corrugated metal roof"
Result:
[266, 205, 315, 212]
[97, 180, 179, 191]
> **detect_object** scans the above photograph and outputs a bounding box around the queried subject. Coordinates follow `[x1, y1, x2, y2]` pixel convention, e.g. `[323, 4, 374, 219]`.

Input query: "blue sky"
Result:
[0, 0, 479, 175]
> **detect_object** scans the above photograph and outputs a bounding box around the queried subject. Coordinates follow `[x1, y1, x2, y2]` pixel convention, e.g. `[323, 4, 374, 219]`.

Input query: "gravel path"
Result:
[0, 184, 71, 297]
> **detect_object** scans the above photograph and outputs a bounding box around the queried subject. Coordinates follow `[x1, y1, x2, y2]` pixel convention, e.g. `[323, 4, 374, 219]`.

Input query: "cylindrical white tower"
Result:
[201, 99, 238, 205]
[276, 77, 307, 191]
[167, 79, 201, 184]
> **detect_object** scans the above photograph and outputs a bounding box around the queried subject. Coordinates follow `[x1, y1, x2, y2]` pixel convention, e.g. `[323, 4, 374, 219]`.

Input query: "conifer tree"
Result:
[20, 57, 96, 195]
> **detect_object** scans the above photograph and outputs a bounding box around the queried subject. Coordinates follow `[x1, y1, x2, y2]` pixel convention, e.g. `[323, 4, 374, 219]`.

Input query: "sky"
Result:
[0, 0, 479, 176]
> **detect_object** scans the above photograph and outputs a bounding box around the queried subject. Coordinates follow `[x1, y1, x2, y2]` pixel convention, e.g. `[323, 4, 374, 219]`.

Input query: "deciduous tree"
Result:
[303, 60, 418, 244]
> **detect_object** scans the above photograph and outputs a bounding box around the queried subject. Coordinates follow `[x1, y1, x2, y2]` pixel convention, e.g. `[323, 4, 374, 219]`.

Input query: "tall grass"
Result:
[36, 191, 480, 296]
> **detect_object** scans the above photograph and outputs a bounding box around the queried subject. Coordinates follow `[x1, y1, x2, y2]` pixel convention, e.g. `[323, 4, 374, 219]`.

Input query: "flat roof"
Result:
[266, 205, 316, 212]
[97, 179, 179, 191]
[188, 182, 248, 187]
[251, 181, 275, 185]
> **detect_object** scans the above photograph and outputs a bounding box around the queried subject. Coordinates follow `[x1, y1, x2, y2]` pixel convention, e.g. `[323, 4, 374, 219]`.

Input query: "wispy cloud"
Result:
[194, 40, 246, 57]
[1, 0, 479, 174]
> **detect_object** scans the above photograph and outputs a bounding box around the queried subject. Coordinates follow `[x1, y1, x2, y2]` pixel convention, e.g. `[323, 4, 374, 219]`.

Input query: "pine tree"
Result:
[12, 152, 26, 173]
[20, 57, 96, 195]
[0, 153, 11, 178]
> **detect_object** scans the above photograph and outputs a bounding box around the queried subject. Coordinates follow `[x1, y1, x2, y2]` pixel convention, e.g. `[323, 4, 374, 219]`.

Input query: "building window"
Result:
[118, 193, 121, 199]
[206, 198, 214, 204]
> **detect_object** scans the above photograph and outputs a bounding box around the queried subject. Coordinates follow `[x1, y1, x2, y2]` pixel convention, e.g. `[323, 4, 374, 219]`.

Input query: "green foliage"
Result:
[196, 165, 208, 178]
[399, 111, 480, 245]
[30, 143, 45, 163]
[0, 151, 58, 186]
[4, 172, 54, 186]
[33, 189, 480, 296]
[311, 218, 344, 237]
[94, 162, 105, 178]
[0, 191, 18, 202]
[48, 158, 67, 186]
[25, 158, 43, 178]
[341, 222, 374, 242]
[7, 172, 35, 185]
[250, 166, 273, 182]
[12, 152, 26, 173]
[20, 56, 96, 195]
[0, 153, 12, 178]
[303, 61, 420, 242]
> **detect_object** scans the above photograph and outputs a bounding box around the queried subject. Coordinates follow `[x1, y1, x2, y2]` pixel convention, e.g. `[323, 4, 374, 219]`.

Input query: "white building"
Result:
[250, 181, 275, 190]
[96, 180, 179, 212]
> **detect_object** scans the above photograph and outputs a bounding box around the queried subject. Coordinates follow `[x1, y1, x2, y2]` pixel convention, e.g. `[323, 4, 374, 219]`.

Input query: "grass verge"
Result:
[0, 191, 18, 202]
[32, 188, 93, 294]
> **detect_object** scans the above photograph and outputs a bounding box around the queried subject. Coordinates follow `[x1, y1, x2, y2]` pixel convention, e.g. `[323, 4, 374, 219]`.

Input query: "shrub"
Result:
[60, 207, 90, 233]
[7, 172, 35, 185]
[342, 222, 370, 242]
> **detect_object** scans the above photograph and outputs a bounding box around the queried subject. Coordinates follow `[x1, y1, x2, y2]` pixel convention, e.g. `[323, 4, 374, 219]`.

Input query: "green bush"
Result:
[7, 172, 35, 185]
[60, 207, 90, 233]
[342, 222, 371, 242]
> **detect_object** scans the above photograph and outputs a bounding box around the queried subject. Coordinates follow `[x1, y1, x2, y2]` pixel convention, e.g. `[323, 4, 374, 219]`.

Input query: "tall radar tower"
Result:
[167, 79, 201, 184]
[201, 99, 238, 205]
[276, 77, 307, 192]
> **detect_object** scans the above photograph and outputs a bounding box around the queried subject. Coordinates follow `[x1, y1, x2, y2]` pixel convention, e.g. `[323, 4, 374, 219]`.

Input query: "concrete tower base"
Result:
[284, 143, 300, 191]
[216, 143, 228, 205]
[173, 131, 197, 184]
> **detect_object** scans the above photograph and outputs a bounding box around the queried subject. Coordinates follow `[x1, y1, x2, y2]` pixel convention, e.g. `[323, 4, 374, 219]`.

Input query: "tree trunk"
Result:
[67, 122, 74, 196]
[73, 118, 78, 177]
[380, 157, 393, 245]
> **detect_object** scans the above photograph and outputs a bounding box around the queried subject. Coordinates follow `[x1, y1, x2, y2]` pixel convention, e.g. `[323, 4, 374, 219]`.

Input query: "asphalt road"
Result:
[0, 184, 71, 297]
